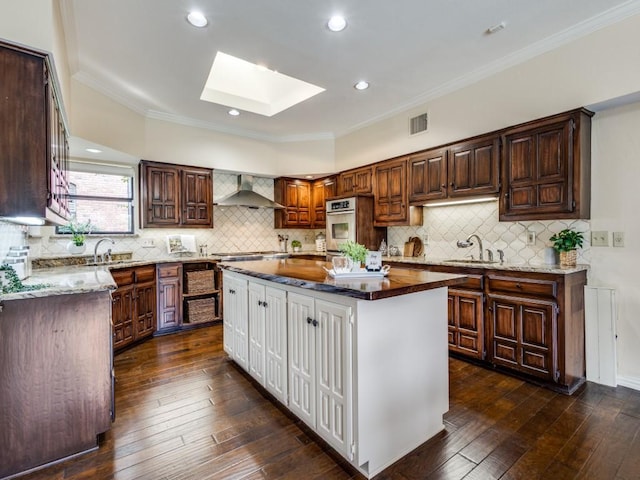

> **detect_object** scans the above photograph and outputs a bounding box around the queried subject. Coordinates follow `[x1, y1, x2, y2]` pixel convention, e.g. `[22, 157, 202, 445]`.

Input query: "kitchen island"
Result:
[219, 258, 465, 479]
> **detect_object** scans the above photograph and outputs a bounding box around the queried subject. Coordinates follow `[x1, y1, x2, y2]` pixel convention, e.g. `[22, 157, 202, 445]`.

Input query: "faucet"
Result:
[94, 238, 115, 263]
[457, 234, 484, 261]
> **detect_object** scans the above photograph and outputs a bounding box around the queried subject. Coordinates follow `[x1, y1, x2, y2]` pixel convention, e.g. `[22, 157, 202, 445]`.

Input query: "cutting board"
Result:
[403, 242, 414, 257]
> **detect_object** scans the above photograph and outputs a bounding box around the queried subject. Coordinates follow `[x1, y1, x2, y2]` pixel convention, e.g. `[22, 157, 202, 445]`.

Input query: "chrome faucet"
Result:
[94, 238, 115, 263]
[457, 234, 484, 261]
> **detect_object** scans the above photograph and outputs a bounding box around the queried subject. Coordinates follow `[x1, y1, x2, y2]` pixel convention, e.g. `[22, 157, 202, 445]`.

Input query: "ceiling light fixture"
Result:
[85, 148, 102, 153]
[187, 11, 208, 28]
[354, 81, 369, 90]
[486, 21, 506, 34]
[327, 15, 347, 32]
[228, 109, 240, 116]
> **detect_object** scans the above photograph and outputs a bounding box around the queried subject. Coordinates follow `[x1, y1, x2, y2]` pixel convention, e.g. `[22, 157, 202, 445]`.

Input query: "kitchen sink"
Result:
[443, 259, 499, 265]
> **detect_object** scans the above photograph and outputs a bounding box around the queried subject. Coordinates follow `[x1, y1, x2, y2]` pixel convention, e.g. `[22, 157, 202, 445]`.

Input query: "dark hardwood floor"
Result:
[20, 324, 640, 480]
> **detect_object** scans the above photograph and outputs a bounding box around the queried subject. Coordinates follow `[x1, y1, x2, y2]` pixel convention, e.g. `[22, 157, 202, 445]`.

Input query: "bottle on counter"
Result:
[379, 239, 387, 256]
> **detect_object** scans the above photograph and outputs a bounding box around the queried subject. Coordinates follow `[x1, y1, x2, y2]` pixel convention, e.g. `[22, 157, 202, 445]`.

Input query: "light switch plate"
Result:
[526, 230, 536, 245]
[591, 231, 609, 247]
[613, 231, 625, 247]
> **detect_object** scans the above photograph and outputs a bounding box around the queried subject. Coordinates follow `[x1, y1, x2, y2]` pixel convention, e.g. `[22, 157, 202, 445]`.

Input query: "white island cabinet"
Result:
[221, 259, 463, 478]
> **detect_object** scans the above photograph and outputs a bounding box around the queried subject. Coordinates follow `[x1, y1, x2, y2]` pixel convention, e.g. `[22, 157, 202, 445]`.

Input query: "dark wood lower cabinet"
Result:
[448, 288, 484, 360]
[487, 293, 557, 381]
[156, 262, 183, 333]
[386, 261, 587, 394]
[111, 265, 156, 350]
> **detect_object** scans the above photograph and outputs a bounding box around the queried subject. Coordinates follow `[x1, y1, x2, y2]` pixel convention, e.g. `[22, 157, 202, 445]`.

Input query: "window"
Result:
[57, 164, 135, 234]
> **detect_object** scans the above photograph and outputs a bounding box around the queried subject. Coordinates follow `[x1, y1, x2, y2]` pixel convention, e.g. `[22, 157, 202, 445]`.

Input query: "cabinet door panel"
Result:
[288, 292, 316, 428]
[448, 289, 484, 359]
[145, 167, 180, 226]
[157, 276, 181, 331]
[233, 279, 249, 370]
[409, 149, 447, 202]
[248, 283, 266, 385]
[265, 287, 288, 403]
[315, 299, 350, 456]
[374, 158, 408, 224]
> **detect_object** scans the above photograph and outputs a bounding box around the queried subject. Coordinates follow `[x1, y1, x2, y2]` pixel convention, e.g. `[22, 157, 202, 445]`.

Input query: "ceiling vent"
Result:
[410, 113, 429, 135]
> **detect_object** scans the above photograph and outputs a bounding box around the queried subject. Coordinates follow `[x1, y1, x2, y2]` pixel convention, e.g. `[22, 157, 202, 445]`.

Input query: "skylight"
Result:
[200, 52, 325, 117]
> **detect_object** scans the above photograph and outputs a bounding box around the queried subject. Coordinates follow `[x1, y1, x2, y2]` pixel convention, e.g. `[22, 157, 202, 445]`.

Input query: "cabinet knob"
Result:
[263, 302, 268, 308]
[450, 182, 455, 187]
[306, 317, 312, 324]
[441, 184, 446, 189]
[516, 283, 522, 289]
[306, 317, 317, 326]
[258, 300, 263, 306]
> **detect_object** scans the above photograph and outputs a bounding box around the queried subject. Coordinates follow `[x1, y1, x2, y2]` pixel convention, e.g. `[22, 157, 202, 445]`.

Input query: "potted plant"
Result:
[339, 240, 369, 270]
[291, 239, 302, 252]
[60, 217, 93, 254]
[549, 228, 584, 267]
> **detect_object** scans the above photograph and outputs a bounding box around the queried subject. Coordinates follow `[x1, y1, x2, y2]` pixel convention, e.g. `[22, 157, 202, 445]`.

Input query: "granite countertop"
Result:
[0, 265, 117, 302]
[219, 257, 466, 301]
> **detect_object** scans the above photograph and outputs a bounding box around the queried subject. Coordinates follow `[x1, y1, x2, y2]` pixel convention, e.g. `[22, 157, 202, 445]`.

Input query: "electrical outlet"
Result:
[613, 231, 625, 247]
[526, 230, 536, 245]
[591, 231, 608, 247]
[423, 234, 429, 246]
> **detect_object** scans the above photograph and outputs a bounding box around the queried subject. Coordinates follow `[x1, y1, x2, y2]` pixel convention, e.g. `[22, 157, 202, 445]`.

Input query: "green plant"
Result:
[291, 240, 302, 248]
[549, 228, 584, 252]
[59, 217, 93, 246]
[339, 240, 369, 264]
[0, 264, 49, 294]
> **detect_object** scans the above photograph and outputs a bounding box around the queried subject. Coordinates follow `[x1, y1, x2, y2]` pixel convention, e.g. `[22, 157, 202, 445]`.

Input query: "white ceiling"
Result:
[60, 0, 640, 146]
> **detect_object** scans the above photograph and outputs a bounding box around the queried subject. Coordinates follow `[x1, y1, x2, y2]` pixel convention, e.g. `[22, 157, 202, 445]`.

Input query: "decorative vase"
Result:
[559, 250, 577, 267]
[67, 241, 86, 255]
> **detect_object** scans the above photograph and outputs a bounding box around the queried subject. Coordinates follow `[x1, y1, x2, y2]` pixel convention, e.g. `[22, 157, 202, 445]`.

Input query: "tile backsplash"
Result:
[387, 200, 591, 265]
[12, 173, 590, 266]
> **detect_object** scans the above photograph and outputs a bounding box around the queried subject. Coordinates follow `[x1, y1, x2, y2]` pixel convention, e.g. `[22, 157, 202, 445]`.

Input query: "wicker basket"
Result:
[559, 250, 577, 267]
[185, 269, 215, 294]
[185, 297, 216, 324]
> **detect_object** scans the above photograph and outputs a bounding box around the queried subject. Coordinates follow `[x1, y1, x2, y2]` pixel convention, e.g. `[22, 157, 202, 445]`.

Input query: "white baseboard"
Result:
[617, 375, 640, 392]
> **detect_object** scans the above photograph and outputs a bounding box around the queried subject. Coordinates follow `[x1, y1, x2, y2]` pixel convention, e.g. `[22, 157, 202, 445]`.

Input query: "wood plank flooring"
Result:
[19, 324, 640, 480]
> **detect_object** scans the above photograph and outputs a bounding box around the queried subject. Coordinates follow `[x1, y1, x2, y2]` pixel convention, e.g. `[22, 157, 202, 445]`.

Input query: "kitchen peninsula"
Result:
[219, 257, 465, 479]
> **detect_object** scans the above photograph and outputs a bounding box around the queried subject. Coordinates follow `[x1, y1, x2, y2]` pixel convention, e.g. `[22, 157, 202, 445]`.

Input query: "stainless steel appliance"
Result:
[325, 195, 386, 256]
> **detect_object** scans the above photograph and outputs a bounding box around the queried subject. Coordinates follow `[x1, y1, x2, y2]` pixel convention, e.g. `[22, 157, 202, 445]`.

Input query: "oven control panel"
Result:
[326, 197, 356, 212]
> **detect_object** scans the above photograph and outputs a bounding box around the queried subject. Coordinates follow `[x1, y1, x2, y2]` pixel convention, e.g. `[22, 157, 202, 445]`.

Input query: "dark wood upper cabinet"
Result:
[337, 166, 373, 195]
[409, 148, 448, 202]
[0, 40, 70, 224]
[140, 160, 213, 228]
[448, 135, 500, 198]
[374, 157, 408, 225]
[311, 176, 337, 228]
[500, 108, 593, 221]
[274, 178, 311, 228]
[409, 135, 499, 204]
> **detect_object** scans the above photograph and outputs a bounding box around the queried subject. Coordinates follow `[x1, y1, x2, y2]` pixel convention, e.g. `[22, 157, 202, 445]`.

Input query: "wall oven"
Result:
[325, 195, 386, 257]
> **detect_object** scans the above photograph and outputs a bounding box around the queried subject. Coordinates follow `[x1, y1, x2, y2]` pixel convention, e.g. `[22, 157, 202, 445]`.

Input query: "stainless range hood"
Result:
[214, 175, 284, 209]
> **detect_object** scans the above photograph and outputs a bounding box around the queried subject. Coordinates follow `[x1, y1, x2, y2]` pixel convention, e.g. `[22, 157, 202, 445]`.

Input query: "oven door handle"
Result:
[326, 210, 355, 215]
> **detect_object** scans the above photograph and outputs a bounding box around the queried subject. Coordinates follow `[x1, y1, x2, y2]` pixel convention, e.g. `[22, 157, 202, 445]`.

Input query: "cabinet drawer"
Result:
[111, 268, 135, 286]
[134, 266, 156, 283]
[158, 264, 181, 278]
[454, 273, 483, 291]
[487, 275, 557, 299]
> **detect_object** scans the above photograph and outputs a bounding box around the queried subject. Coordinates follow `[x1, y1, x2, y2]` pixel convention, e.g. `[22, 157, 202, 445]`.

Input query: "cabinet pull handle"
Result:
[263, 302, 268, 308]
[307, 317, 317, 326]
[258, 300, 263, 306]
[306, 317, 312, 324]
[313, 319, 318, 327]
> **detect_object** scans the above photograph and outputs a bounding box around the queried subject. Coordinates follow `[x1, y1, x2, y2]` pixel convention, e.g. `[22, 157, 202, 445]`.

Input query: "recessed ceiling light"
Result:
[327, 15, 347, 32]
[228, 109, 240, 116]
[85, 148, 102, 153]
[354, 81, 369, 90]
[187, 11, 208, 28]
[305, 175, 314, 179]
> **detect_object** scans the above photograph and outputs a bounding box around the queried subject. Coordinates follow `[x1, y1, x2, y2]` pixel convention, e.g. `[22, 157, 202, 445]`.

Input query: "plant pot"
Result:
[293, 246, 301, 252]
[559, 250, 577, 267]
[67, 241, 86, 255]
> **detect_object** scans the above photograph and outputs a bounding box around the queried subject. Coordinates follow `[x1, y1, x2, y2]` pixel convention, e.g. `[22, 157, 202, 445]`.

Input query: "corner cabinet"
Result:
[500, 108, 593, 221]
[0, 40, 70, 224]
[140, 160, 213, 228]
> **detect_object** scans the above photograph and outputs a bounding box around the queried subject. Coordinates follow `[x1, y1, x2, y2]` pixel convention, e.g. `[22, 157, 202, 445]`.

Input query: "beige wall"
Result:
[590, 102, 640, 386]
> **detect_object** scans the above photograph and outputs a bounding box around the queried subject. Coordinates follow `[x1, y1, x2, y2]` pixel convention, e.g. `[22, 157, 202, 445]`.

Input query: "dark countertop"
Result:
[218, 258, 466, 301]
